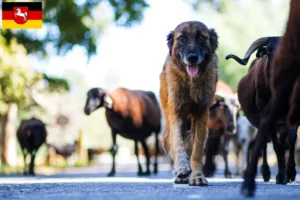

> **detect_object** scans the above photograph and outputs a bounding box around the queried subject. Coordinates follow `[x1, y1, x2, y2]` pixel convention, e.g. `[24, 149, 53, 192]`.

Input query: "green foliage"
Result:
[43, 74, 70, 93]
[185, 0, 225, 12]
[0, 35, 38, 113]
[196, 0, 289, 90]
[0, 35, 70, 114]
[1, 0, 149, 58]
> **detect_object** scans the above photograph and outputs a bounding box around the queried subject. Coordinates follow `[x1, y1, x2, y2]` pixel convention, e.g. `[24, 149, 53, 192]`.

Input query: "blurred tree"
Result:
[0, 35, 70, 165]
[184, 0, 225, 12]
[194, 0, 289, 90]
[1, 0, 149, 59]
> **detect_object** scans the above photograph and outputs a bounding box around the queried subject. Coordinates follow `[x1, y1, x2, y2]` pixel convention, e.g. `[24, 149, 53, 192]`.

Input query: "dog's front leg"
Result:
[189, 109, 209, 186]
[169, 111, 191, 184]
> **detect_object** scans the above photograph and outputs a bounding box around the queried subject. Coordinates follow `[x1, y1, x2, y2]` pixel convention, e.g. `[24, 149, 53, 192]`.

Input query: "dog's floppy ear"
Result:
[209, 28, 219, 53]
[167, 31, 174, 55]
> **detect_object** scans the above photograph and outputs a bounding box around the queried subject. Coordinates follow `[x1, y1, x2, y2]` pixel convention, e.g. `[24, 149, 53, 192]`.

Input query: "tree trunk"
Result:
[0, 113, 8, 165]
[0, 104, 18, 166]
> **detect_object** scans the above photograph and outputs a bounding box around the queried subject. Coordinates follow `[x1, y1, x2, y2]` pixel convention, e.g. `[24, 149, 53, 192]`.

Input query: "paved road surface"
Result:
[1, 163, 300, 200]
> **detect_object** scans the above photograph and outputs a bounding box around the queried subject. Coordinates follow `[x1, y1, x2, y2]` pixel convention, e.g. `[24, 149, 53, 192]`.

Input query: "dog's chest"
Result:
[175, 80, 212, 112]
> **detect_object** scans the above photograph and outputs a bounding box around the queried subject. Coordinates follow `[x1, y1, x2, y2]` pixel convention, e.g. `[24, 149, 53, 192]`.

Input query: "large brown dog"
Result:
[159, 21, 219, 186]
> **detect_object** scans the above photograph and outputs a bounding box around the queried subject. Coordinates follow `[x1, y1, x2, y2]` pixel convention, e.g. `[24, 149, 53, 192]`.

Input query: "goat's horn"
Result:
[225, 37, 269, 65]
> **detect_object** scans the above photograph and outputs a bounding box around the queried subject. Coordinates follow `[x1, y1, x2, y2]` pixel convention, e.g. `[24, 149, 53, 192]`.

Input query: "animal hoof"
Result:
[189, 173, 208, 186]
[240, 179, 255, 197]
[203, 164, 215, 177]
[224, 170, 232, 179]
[138, 171, 150, 176]
[153, 163, 158, 174]
[286, 167, 296, 182]
[28, 170, 35, 176]
[234, 170, 242, 176]
[261, 165, 271, 182]
[107, 172, 115, 177]
[174, 170, 191, 184]
[276, 173, 287, 184]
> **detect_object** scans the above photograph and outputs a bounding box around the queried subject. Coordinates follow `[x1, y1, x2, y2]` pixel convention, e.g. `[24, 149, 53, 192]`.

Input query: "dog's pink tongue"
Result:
[187, 65, 199, 76]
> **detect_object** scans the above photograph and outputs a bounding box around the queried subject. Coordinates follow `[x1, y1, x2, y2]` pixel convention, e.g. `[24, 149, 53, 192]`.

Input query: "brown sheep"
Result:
[17, 117, 47, 175]
[238, 0, 300, 196]
[203, 95, 234, 178]
[227, 53, 274, 182]
[84, 87, 161, 176]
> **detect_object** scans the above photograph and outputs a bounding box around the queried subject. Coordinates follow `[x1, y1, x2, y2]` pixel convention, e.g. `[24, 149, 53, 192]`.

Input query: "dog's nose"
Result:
[187, 53, 198, 64]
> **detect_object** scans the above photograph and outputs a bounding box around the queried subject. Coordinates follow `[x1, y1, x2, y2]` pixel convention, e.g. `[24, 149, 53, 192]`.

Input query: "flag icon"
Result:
[2, 2, 42, 29]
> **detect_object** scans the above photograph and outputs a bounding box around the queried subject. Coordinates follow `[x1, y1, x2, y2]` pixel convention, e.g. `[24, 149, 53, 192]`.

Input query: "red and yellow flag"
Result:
[2, 2, 42, 29]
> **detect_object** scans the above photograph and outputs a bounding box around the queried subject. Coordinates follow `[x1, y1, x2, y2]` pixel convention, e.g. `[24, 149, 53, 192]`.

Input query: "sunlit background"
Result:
[0, 0, 297, 175]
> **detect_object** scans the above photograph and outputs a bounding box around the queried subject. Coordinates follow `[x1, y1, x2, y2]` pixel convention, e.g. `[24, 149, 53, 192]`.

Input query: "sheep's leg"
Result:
[233, 137, 242, 175]
[108, 132, 117, 177]
[134, 140, 144, 175]
[23, 150, 28, 175]
[240, 139, 250, 175]
[140, 140, 151, 176]
[260, 143, 271, 182]
[153, 132, 159, 174]
[28, 151, 36, 176]
[286, 128, 297, 182]
[271, 130, 288, 184]
[222, 136, 232, 178]
[241, 100, 279, 197]
[203, 137, 218, 177]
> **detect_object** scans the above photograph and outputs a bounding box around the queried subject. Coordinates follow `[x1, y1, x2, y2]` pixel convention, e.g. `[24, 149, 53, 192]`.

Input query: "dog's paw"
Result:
[189, 172, 208, 186]
[174, 170, 190, 184]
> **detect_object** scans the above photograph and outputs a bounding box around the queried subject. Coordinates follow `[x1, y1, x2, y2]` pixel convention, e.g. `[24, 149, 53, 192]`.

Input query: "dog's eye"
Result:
[178, 36, 186, 43]
[198, 35, 207, 41]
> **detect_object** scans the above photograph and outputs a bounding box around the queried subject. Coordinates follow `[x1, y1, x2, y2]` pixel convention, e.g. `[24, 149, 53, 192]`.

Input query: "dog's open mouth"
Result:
[186, 65, 199, 76]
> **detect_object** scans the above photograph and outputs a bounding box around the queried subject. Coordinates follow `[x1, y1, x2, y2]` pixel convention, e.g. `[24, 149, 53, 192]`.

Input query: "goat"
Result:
[17, 117, 47, 175]
[237, 0, 300, 196]
[84, 87, 161, 176]
[203, 95, 234, 178]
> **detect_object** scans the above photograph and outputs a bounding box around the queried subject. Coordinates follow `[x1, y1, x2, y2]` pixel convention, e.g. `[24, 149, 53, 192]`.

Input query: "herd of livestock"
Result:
[14, 0, 300, 197]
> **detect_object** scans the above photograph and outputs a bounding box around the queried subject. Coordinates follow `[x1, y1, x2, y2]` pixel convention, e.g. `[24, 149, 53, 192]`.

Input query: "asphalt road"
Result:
[1, 163, 300, 200]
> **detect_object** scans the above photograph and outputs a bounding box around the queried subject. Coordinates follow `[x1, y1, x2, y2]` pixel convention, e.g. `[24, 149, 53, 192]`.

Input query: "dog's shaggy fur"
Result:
[159, 21, 219, 186]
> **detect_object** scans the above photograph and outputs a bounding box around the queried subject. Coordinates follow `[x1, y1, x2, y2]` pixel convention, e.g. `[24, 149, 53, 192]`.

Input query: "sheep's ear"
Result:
[167, 31, 174, 56]
[97, 88, 106, 98]
[209, 28, 219, 53]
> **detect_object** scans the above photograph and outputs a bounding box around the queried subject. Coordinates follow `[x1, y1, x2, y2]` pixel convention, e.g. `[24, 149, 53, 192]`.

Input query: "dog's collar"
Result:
[104, 95, 113, 109]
